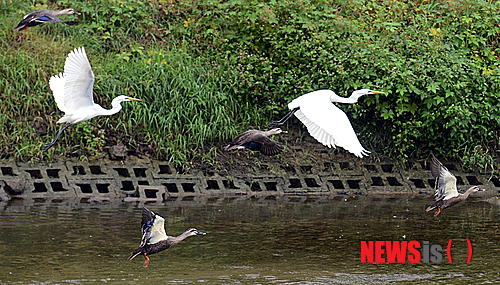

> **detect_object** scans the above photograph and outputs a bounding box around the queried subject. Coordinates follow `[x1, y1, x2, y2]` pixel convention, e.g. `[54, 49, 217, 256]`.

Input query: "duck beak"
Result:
[197, 231, 207, 235]
[127, 97, 141, 102]
[370, 90, 385, 95]
[282, 130, 288, 134]
[479, 188, 485, 191]
[74, 11, 81, 15]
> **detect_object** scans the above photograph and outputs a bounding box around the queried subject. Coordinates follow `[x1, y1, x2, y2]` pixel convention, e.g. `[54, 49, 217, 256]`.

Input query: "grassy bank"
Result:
[0, 0, 264, 165]
[1, 0, 499, 172]
[160, 0, 500, 165]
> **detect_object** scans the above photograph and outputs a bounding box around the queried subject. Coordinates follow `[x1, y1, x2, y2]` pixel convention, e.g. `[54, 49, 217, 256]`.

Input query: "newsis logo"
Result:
[361, 239, 473, 263]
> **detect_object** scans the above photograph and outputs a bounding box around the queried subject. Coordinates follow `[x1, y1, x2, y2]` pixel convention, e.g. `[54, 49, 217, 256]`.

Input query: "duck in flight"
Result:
[129, 207, 206, 268]
[225, 128, 287, 155]
[426, 154, 485, 216]
[14, 8, 80, 31]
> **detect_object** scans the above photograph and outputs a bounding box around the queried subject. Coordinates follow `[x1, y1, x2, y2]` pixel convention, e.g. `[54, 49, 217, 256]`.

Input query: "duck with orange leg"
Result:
[14, 8, 80, 31]
[129, 207, 206, 268]
[426, 154, 485, 217]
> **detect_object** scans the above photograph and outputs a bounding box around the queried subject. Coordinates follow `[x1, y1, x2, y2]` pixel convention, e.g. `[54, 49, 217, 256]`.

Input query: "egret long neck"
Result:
[99, 99, 124, 116]
[330, 94, 358, 104]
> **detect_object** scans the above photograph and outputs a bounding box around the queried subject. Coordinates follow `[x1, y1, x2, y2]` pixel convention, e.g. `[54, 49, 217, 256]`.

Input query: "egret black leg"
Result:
[267, 107, 299, 128]
[42, 123, 74, 151]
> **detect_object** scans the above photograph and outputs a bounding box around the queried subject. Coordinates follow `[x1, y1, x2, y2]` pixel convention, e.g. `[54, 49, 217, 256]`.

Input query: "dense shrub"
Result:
[1, 0, 500, 170]
[159, 0, 500, 163]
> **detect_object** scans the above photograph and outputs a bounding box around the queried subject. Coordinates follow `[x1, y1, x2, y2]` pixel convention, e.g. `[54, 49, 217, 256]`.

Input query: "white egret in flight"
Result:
[268, 89, 384, 157]
[14, 8, 80, 31]
[42, 47, 141, 151]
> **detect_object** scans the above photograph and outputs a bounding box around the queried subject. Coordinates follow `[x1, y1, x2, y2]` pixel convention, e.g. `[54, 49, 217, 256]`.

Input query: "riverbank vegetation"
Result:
[1, 0, 499, 172]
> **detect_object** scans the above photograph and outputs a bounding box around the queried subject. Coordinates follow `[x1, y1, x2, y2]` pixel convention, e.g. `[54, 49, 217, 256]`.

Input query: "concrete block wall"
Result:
[0, 158, 497, 202]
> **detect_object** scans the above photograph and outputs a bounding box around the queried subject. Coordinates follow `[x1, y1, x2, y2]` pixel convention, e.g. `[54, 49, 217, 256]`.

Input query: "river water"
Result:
[0, 194, 498, 284]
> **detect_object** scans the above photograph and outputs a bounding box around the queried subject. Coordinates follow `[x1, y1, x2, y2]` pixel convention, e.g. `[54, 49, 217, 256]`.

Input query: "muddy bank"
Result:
[0, 134, 496, 202]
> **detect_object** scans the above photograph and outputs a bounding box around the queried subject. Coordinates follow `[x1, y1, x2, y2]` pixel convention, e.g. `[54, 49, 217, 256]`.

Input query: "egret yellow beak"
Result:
[370, 90, 385, 95]
[127, 97, 141, 102]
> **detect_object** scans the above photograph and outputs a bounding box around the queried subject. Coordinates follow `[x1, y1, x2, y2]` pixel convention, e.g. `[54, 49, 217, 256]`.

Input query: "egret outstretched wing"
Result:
[292, 95, 369, 157]
[49, 73, 67, 113]
[62, 47, 95, 112]
[431, 155, 458, 201]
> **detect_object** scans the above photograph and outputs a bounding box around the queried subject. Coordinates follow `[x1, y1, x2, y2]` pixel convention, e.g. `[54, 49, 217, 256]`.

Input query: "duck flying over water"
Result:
[224, 128, 287, 155]
[426, 154, 485, 217]
[268, 89, 384, 158]
[14, 9, 80, 31]
[129, 207, 206, 268]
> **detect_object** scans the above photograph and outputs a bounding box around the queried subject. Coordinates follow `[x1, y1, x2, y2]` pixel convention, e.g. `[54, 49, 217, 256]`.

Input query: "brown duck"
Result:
[426, 155, 485, 216]
[129, 207, 206, 267]
[225, 128, 287, 155]
[14, 8, 80, 31]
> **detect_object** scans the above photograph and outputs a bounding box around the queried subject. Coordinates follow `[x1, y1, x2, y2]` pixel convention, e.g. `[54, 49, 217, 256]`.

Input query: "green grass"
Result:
[94, 47, 265, 163]
[1, 0, 500, 173]
[0, 0, 266, 164]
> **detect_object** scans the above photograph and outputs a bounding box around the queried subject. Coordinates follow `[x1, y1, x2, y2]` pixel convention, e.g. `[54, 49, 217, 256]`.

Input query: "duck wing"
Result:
[140, 207, 168, 247]
[225, 130, 259, 150]
[431, 155, 458, 201]
[252, 134, 283, 155]
[225, 130, 283, 155]
[14, 10, 44, 30]
[16, 10, 65, 29]
[14, 9, 78, 30]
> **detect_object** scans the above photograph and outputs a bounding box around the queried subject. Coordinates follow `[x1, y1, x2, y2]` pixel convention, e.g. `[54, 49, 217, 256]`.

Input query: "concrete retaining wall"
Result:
[0, 158, 497, 202]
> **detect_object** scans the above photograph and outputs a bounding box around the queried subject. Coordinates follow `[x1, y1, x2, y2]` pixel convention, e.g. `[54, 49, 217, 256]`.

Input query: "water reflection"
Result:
[0, 194, 498, 284]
